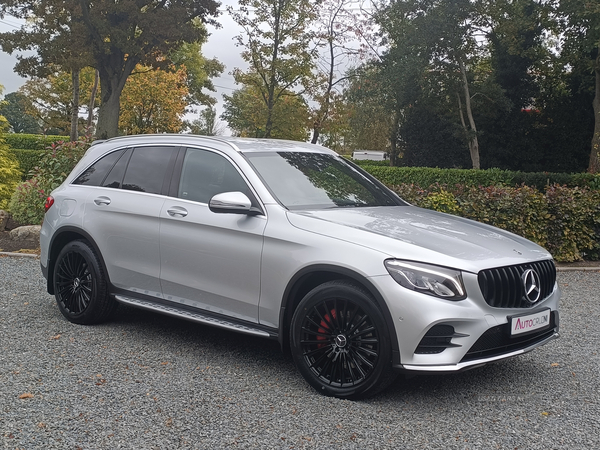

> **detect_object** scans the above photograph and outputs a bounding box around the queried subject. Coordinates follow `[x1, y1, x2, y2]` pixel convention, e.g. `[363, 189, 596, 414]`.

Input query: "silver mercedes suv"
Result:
[40, 135, 560, 399]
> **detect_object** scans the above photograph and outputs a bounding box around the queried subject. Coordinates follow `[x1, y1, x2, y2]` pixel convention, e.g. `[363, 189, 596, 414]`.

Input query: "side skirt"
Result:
[114, 294, 278, 339]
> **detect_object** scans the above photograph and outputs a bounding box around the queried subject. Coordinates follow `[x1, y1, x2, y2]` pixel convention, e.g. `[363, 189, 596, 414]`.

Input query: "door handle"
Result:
[94, 196, 111, 206]
[167, 207, 188, 218]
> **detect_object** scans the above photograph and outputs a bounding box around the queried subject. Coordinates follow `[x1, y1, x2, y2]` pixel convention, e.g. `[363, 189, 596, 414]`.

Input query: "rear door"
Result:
[76, 145, 178, 297]
[159, 147, 266, 322]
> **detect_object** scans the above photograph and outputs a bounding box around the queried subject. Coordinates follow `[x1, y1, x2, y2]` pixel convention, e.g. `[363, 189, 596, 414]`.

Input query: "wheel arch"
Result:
[278, 264, 401, 366]
[45, 226, 109, 295]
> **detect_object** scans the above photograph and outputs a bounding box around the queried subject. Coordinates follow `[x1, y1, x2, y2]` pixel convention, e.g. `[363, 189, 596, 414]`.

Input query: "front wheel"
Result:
[290, 280, 396, 399]
[53, 240, 117, 324]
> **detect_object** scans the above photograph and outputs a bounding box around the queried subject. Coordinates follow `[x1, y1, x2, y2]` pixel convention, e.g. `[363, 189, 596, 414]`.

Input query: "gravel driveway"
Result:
[1, 256, 598, 449]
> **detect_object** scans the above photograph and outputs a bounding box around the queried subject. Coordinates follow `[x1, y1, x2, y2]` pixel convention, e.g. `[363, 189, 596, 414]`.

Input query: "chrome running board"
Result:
[115, 295, 274, 338]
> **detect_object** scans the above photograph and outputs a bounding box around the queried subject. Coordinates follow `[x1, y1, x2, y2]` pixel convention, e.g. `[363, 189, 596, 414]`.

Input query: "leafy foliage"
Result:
[0, 140, 23, 211]
[7, 149, 45, 181]
[544, 185, 600, 261]
[0, 0, 220, 139]
[169, 37, 224, 108]
[9, 135, 91, 223]
[0, 92, 40, 134]
[223, 84, 310, 141]
[119, 66, 189, 135]
[18, 68, 99, 135]
[187, 107, 225, 136]
[228, 0, 317, 138]
[7, 178, 47, 224]
[3, 134, 64, 150]
[0, 85, 24, 210]
[361, 165, 600, 191]
[389, 180, 598, 262]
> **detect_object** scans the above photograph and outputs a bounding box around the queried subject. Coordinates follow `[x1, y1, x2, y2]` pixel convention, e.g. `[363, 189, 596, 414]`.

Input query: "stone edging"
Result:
[0, 252, 40, 258]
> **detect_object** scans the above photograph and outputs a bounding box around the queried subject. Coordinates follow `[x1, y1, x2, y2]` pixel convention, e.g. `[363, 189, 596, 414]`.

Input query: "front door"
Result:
[159, 147, 266, 322]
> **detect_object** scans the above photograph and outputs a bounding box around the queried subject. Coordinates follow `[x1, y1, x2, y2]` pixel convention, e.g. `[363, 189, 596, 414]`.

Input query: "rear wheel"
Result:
[53, 240, 117, 324]
[290, 280, 396, 399]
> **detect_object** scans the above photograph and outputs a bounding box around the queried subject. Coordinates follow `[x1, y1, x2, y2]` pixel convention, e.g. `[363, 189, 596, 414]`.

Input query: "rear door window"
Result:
[122, 146, 177, 194]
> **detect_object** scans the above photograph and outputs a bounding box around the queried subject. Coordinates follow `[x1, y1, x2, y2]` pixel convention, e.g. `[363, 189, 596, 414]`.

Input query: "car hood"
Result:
[286, 206, 552, 273]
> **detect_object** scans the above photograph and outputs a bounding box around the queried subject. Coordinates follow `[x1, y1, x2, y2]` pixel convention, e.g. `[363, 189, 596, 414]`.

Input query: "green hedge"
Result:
[9, 149, 45, 180]
[359, 165, 600, 191]
[392, 183, 600, 262]
[3, 133, 66, 150]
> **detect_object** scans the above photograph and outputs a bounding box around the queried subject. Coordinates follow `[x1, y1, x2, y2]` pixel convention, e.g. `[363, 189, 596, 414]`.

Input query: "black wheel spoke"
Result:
[299, 293, 380, 388]
[55, 250, 93, 315]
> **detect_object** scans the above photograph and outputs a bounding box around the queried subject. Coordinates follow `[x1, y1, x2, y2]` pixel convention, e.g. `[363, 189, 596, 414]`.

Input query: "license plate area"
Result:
[509, 308, 551, 337]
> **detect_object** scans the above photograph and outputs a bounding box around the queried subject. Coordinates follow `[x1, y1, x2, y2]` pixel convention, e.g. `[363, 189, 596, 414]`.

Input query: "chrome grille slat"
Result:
[477, 260, 556, 309]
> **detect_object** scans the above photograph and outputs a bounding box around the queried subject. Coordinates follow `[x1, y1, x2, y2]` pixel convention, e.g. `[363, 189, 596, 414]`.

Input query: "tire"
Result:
[290, 280, 397, 399]
[53, 240, 117, 324]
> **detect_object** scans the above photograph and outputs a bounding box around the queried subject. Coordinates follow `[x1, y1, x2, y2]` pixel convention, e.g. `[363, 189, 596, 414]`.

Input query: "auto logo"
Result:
[522, 269, 541, 303]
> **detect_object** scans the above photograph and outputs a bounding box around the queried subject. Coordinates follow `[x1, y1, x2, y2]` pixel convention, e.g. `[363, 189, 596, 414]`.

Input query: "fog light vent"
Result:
[415, 324, 467, 354]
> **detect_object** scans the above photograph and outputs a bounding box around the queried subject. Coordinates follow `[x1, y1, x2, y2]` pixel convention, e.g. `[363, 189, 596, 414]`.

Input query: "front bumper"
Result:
[373, 271, 561, 372]
[397, 328, 559, 373]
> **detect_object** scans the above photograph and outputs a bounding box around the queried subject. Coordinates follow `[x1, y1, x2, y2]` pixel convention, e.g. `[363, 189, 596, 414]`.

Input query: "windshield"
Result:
[244, 151, 400, 210]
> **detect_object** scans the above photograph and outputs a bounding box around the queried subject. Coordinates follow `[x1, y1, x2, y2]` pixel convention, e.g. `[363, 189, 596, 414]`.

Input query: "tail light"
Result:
[44, 196, 54, 213]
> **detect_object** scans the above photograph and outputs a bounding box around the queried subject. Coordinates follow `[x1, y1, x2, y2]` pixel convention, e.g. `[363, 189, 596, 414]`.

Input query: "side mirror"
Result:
[209, 192, 262, 215]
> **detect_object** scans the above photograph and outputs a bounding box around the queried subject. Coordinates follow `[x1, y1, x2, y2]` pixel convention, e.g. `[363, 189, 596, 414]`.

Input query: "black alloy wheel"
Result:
[291, 280, 396, 399]
[53, 240, 116, 324]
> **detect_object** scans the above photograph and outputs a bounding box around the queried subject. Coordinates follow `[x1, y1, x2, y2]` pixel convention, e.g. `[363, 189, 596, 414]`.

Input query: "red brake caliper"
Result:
[317, 309, 337, 348]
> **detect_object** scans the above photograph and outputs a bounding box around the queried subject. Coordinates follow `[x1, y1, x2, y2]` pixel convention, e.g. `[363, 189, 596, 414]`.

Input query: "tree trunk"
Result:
[459, 57, 480, 169]
[589, 45, 600, 174]
[311, 127, 320, 144]
[87, 69, 99, 130]
[95, 61, 136, 139]
[96, 79, 122, 139]
[389, 111, 401, 166]
[70, 68, 80, 142]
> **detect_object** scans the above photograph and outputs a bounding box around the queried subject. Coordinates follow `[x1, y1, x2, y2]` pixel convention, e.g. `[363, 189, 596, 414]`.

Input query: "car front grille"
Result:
[461, 311, 559, 362]
[477, 260, 556, 309]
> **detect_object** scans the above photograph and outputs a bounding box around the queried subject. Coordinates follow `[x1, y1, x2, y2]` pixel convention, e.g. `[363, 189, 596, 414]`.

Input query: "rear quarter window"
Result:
[72, 149, 126, 186]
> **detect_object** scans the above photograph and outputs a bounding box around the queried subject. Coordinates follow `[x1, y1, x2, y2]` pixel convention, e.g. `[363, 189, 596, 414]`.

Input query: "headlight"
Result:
[384, 260, 466, 300]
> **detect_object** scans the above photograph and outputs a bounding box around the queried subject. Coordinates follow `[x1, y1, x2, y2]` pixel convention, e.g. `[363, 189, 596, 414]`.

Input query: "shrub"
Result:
[0, 143, 22, 211]
[32, 136, 90, 191]
[8, 149, 45, 180]
[9, 135, 92, 224]
[457, 185, 549, 248]
[362, 165, 600, 191]
[3, 133, 65, 150]
[0, 122, 23, 210]
[544, 186, 600, 262]
[421, 189, 461, 215]
[8, 178, 48, 225]
[390, 182, 598, 262]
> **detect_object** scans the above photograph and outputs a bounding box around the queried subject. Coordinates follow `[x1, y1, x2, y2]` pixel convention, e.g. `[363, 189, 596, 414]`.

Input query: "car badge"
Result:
[522, 269, 541, 303]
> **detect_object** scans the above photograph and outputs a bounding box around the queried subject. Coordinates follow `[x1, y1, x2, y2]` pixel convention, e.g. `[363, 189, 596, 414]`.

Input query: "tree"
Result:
[560, 0, 600, 173]
[309, 0, 368, 144]
[229, 0, 318, 138]
[18, 68, 99, 135]
[0, 84, 23, 211]
[0, 2, 93, 141]
[188, 107, 226, 136]
[0, 0, 220, 139]
[169, 35, 225, 108]
[0, 92, 40, 134]
[118, 66, 189, 135]
[342, 66, 397, 155]
[222, 84, 309, 141]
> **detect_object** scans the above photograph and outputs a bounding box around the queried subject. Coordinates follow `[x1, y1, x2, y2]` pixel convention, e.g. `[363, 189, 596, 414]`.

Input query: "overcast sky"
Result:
[0, 1, 246, 129]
